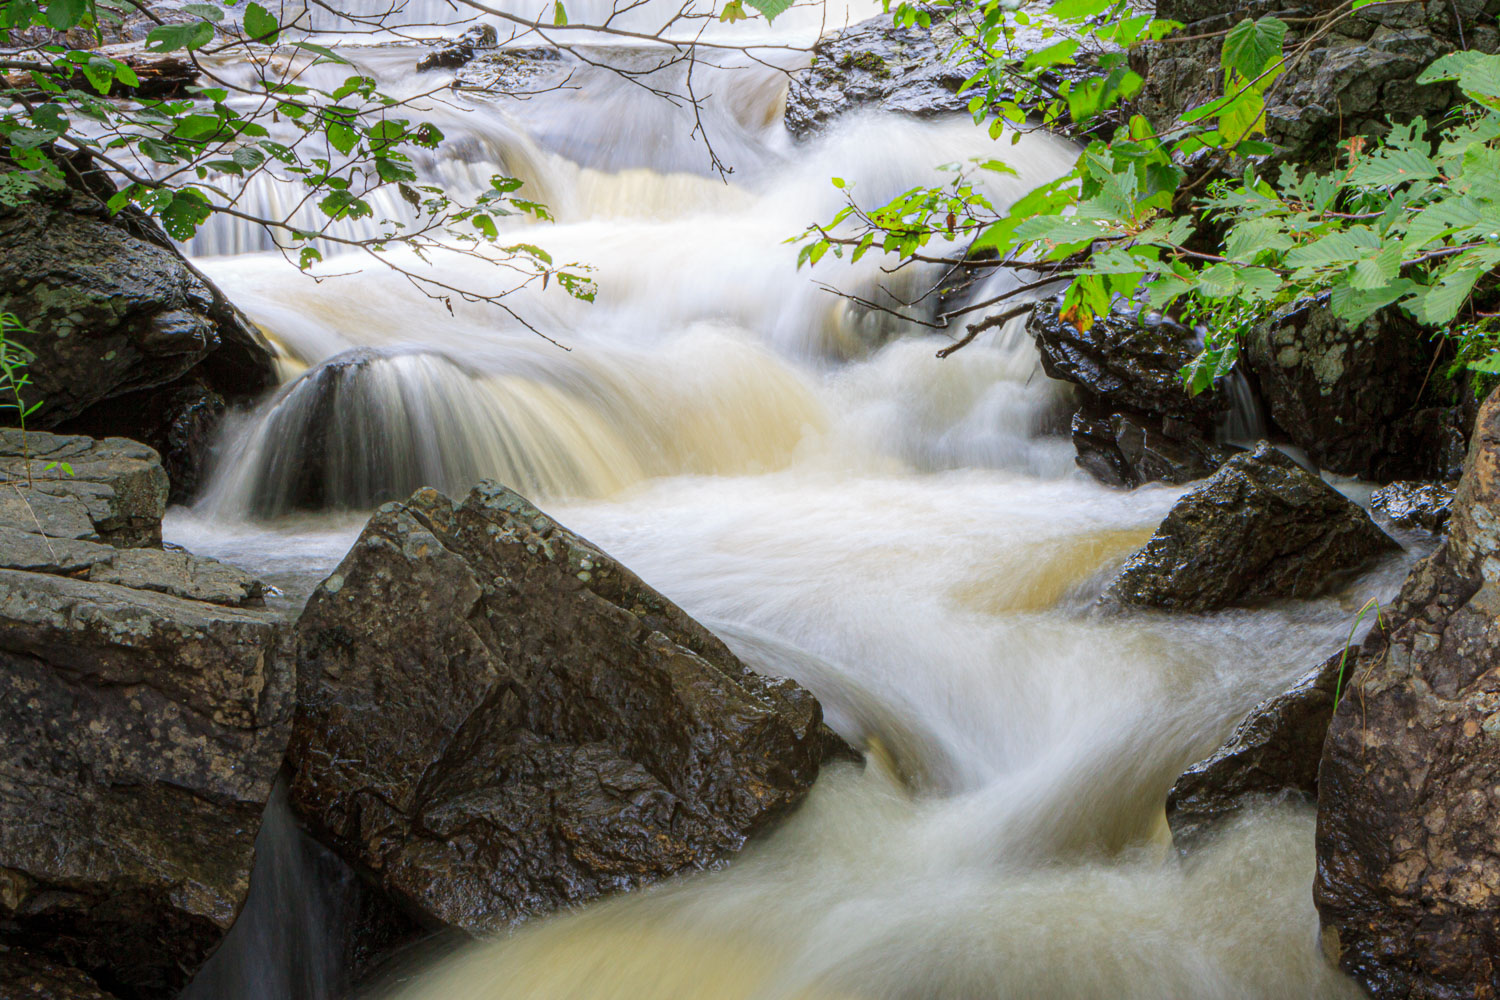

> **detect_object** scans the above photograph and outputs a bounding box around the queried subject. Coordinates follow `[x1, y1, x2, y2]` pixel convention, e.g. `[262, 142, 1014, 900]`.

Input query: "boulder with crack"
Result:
[288, 481, 845, 933]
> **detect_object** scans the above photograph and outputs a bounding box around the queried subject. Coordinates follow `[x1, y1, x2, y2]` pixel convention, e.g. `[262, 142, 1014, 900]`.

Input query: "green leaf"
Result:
[1046, 0, 1113, 21]
[181, 3, 224, 21]
[718, 0, 746, 21]
[744, 0, 792, 21]
[552, 0, 567, 24]
[146, 20, 216, 51]
[1220, 16, 1286, 80]
[45, 0, 87, 31]
[243, 1, 278, 41]
[299, 246, 322, 269]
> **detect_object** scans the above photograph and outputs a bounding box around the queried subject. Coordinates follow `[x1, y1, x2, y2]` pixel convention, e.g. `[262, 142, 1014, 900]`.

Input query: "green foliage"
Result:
[1, 0, 597, 306]
[798, 0, 1500, 388]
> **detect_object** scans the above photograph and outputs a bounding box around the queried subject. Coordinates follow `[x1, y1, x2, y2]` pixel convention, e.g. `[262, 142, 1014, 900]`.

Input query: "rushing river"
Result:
[166, 2, 1412, 996]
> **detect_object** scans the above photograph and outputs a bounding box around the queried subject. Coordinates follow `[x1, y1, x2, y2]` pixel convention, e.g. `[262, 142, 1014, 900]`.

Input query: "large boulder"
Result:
[1315, 387, 1500, 999]
[1105, 441, 1398, 611]
[0, 152, 278, 500]
[0, 433, 291, 1000]
[0, 431, 167, 548]
[287, 482, 843, 934]
[1245, 297, 1466, 482]
[1029, 297, 1240, 488]
[1167, 651, 1343, 846]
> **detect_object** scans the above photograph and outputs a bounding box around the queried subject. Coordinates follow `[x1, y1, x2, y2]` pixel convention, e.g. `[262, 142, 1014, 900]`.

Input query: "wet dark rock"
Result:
[1139, 0, 1498, 166]
[1105, 442, 1398, 611]
[1316, 387, 1500, 999]
[0, 430, 167, 547]
[0, 945, 117, 1000]
[785, 14, 1097, 139]
[454, 45, 568, 93]
[0, 151, 277, 495]
[416, 24, 498, 71]
[1167, 651, 1343, 846]
[1245, 297, 1462, 481]
[1071, 407, 1238, 489]
[1030, 296, 1237, 488]
[1370, 480, 1456, 534]
[0, 434, 291, 1000]
[288, 481, 843, 933]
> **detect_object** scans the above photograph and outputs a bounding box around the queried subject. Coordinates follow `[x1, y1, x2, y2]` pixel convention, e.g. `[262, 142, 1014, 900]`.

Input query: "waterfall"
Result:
[167, 3, 1400, 997]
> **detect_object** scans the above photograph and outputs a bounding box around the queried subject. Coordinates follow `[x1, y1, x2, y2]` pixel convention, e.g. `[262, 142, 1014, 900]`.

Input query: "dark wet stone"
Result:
[1105, 441, 1398, 611]
[1071, 407, 1239, 489]
[1167, 651, 1343, 846]
[1245, 297, 1462, 481]
[0, 151, 276, 497]
[1316, 386, 1500, 999]
[0, 945, 117, 1000]
[288, 481, 845, 933]
[1370, 480, 1456, 533]
[416, 24, 498, 71]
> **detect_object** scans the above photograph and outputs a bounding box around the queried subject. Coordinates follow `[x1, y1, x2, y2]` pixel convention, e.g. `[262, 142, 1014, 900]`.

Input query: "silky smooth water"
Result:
[169, 6, 1410, 996]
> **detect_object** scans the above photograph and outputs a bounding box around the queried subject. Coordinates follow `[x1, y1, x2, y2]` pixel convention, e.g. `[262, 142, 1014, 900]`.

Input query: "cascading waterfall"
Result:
[167, 2, 1407, 996]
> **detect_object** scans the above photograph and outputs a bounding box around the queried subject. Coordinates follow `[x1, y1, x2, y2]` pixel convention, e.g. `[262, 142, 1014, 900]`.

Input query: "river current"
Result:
[166, 4, 1410, 995]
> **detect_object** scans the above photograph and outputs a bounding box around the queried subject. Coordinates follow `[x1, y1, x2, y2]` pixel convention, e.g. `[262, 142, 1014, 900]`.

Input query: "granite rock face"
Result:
[288, 481, 842, 934]
[0, 435, 290, 1000]
[1105, 442, 1398, 611]
[1316, 387, 1500, 999]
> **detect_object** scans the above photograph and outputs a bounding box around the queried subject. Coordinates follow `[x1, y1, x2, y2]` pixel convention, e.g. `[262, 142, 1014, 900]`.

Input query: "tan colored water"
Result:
[167, 5, 1412, 995]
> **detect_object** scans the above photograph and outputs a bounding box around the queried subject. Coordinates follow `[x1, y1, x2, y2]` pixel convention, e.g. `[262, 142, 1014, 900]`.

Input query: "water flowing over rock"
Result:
[1370, 480, 1456, 534]
[416, 23, 498, 71]
[1028, 297, 1236, 487]
[1139, 0, 1498, 166]
[1104, 442, 1398, 611]
[1245, 297, 1467, 482]
[1316, 387, 1500, 999]
[287, 481, 843, 934]
[0, 151, 278, 501]
[1167, 651, 1343, 846]
[0, 433, 292, 1000]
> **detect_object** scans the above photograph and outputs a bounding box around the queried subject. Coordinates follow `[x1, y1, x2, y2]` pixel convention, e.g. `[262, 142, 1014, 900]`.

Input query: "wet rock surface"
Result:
[1030, 297, 1237, 488]
[1245, 297, 1465, 482]
[1167, 651, 1343, 846]
[416, 24, 498, 71]
[1105, 442, 1398, 611]
[1370, 480, 1456, 534]
[288, 481, 842, 933]
[0, 152, 277, 499]
[1139, 0, 1499, 167]
[1316, 387, 1500, 999]
[0, 435, 291, 1000]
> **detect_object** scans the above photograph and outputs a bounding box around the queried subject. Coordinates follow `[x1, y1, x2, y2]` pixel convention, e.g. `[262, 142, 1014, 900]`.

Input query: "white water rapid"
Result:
[167, 4, 1414, 997]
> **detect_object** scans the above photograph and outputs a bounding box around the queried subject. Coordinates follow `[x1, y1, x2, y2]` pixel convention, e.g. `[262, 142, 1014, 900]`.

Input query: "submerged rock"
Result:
[0, 151, 277, 501]
[1245, 298, 1464, 482]
[1316, 387, 1500, 999]
[1105, 442, 1398, 612]
[288, 481, 843, 933]
[1167, 651, 1344, 846]
[1370, 480, 1456, 534]
[0, 435, 291, 1000]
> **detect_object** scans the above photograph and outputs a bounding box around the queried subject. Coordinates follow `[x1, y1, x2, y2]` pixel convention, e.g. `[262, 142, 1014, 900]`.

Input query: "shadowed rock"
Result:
[1105, 442, 1398, 611]
[1370, 480, 1456, 534]
[0, 945, 118, 999]
[288, 481, 845, 934]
